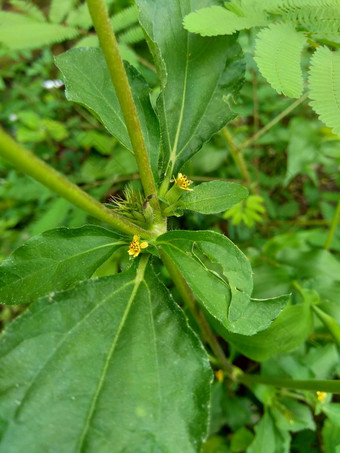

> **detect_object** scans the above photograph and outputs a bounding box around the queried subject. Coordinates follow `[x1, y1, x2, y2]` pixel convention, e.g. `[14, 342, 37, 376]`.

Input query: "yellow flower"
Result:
[215, 369, 224, 383]
[128, 235, 148, 258]
[316, 391, 327, 402]
[174, 173, 193, 191]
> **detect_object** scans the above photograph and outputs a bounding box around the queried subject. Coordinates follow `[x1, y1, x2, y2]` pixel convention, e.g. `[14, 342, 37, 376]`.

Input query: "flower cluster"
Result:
[128, 235, 149, 258]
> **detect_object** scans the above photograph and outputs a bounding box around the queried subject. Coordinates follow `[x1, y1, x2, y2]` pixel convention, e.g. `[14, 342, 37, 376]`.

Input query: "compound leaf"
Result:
[0, 225, 125, 305]
[309, 46, 340, 137]
[255, 23, 306, 98]
[183, 5, 268, 36]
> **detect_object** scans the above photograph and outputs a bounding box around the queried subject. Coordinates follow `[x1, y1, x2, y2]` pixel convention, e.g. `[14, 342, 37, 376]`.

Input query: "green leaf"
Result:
[248, 410, 290, 453]
[157, 230, 288, 335]
[179, 181, 248, 214]
[183, 5, 268, 36]
[49, 0, 77, 24]
[9, 0, 46, 22]
[0, 13, 79, 50]
[322, 419, 340, 453]
[255, 23, 306, 98]
[230, 427, 254, 452]
[224, 303, 314, 361]
[0, 261, 211, 451]
[0, 225, 125, 305]
[309, 46, 340, 137]
[136, 0, 245, 175]
[55, 48, 160, 180]
[271, 398, 315, 432]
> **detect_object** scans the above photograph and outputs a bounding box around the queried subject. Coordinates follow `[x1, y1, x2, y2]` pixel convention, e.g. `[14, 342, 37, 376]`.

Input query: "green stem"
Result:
[312, 305, 340, 348]
[160, 250, 236, 378]
[222, 127, 252, 187]
[240, 92, 309, 150]
[238, 373, 340, 394]
[324, 196, 340, 250]
[86, 0, 162, 222]
[0, 128, 152, 239]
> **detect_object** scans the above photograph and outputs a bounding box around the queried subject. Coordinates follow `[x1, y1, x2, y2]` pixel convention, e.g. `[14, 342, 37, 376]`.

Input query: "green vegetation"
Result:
[0, 0, 340, 452]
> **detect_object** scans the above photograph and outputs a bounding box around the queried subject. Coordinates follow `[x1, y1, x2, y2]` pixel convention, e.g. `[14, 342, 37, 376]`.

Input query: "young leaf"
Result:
[0, 262, 211, 452]
[309, 46, 340, 137]
[157, 230, 288, 335]
[136, 0, 245, 175]
[183, 5, 268, 36]
[55, 48, 160, 180]
[179, 181, 248, 215]
[255, 23, 306, 98]
[0, 225, 125, 305]
[224, 303, 314, 361]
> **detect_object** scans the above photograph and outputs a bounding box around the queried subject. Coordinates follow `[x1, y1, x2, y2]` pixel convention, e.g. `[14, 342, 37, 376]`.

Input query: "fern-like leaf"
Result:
[263, 0, 340, 12]
[10, 0, 46, 22]
[285, 6, 340, 35]
[0, 21, 80, 50]
[66, 3, 92, 30]
[49, 0, 77, 24]
[118, 25, 145, 44]
[111, 5, 139, 33]
[254, 23, 306, 98]
[183, 5, 268, 36]
[309, 46, 340, 137]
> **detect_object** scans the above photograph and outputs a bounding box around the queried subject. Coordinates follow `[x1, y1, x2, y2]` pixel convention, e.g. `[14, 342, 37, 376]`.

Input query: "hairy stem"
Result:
[160, 250, 235, 378]
[324, 196, 340, 250]
[0, 128, 153, 239]
[86, 0, 162, 222]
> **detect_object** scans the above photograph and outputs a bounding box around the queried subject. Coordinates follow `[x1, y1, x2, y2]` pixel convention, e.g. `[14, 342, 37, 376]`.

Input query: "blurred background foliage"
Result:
[1, 1, 340, 452]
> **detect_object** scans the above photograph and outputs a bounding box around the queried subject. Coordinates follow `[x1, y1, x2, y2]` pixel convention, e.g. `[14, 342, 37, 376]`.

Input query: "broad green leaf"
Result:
[224, 303, 313, 361]
[157, 230, 288, 335]
[309, 46, 340, 137]
[179, 181, 248, 214]
[0, 261, 211, 452]
[0, 225, 125, 305]
[183, 5, 268, 36]
[255, 23, 306, 98]
[136, 0, 245, 175]
[322, 419, 340, 453]
[0, 13, 79, 50]
[323, 404, 340, 426]
[248, 410, 290, 453]
[55, 48, 160, 180]
[271, 398, 315, 432]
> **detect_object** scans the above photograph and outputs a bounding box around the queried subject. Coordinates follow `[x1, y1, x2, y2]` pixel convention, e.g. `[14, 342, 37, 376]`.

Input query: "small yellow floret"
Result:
[128, 235, 148, 258]
[215, 369, 224, 383]
[174, 173, 193, 191]
[316, 391, 327, 402]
